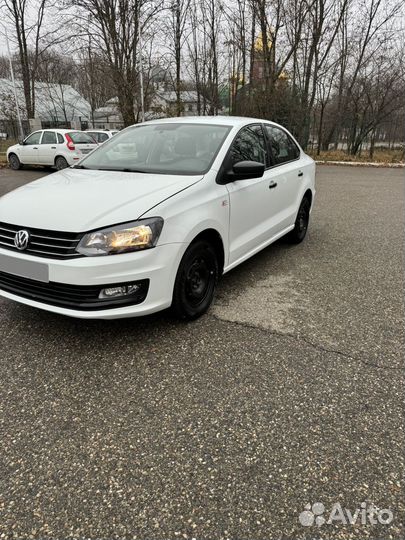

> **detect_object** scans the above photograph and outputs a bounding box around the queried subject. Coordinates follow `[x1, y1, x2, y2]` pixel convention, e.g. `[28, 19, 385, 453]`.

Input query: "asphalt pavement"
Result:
[0, 165, 404, 540]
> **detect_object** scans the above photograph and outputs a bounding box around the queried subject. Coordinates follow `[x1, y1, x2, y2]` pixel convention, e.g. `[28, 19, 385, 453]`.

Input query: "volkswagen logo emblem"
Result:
[14, 230, 30, 251]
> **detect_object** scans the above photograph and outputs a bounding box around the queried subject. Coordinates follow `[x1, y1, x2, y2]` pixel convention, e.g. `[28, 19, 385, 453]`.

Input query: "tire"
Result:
[55, 156, 68, 170]
[8, 153, 22, 170]
[287, 197, 311, 244]
[172, 240, 219, 320]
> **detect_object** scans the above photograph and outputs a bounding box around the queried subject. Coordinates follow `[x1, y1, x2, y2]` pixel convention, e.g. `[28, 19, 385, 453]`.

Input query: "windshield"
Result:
[78, 123, 231, 175]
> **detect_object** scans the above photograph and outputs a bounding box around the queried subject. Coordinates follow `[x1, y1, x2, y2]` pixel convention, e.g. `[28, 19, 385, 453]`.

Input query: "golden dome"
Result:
[255, 32, 272, 52]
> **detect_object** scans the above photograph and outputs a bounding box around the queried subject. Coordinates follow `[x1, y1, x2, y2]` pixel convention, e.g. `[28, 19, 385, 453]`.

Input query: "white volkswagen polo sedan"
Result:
[0, 117, 315, 320]
[7, 129, 98, 170]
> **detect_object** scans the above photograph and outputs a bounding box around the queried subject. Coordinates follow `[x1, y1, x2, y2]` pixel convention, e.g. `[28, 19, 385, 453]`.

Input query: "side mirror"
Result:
[19, 139, 25, 145]
[230, 160, 265, 181]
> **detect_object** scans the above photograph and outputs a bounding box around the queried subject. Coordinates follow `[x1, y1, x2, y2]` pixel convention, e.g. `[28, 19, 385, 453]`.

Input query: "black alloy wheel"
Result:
[172, 240, 219, 320]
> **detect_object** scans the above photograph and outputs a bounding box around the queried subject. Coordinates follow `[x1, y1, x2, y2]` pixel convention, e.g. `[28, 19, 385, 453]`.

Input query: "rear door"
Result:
[19, 131, 42, 164]
[263, 124, 302, 230]
[68, 132, 98, 156]
[37, 130, 58, 165]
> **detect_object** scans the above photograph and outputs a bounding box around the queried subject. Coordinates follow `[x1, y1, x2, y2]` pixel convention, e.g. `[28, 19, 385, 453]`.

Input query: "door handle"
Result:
[51, 146, 56, 149]
[298, 171, 303, 177]
[269, 181, 277, 189]
[33, 146, 38, 149]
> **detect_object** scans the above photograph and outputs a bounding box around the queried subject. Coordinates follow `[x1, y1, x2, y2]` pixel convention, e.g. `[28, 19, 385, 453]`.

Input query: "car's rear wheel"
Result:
[287, 196, 311, 244]
[55, 156, 68, 170]
[172, 240, 219, 320]
[8, 153, 22, 170]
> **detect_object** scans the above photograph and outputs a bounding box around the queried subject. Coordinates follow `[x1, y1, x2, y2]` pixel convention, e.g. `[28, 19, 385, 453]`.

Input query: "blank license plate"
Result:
[0, 254, 49, 283]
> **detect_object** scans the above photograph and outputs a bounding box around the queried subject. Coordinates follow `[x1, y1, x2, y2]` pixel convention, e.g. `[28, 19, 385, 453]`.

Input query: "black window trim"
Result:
[216, 122, 271, 184]
[262, 122, 301, 169]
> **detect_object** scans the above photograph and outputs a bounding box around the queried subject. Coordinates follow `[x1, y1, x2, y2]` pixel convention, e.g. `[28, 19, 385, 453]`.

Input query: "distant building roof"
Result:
[159, 91, 201, 103]
[0, 78, 91, 122]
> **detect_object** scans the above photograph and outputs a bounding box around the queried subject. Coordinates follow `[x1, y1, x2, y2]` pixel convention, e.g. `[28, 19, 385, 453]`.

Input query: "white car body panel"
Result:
[0, 116, 315, 319]
[0, 169, 204, 232]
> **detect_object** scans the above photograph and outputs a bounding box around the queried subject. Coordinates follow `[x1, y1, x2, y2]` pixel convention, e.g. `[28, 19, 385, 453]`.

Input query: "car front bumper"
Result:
[0, 243, 186, 319]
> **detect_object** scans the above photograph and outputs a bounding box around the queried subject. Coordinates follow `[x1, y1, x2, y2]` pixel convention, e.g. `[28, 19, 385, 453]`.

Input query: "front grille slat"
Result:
[0, 225, 19, 233]
[0, 239, 15, 247]
[30, 234, 78, 243]
[0, 222, 82, 259]
[0, 271, 150, 311]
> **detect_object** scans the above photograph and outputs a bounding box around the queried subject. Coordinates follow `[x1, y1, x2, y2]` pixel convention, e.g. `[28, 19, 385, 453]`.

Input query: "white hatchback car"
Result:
[6, 129, 98, 170]
[85, 129, 119, 143]
[0, 117, 315, 320]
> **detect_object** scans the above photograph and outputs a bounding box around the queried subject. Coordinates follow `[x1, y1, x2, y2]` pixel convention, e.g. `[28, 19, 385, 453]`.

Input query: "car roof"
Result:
[85, 129, 115, 133]
[38, 129, 84, 134]
[142, 115, 281, 128]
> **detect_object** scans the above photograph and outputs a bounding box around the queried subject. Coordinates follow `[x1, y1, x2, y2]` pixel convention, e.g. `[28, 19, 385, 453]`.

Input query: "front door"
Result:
[226, 124, 282, 266]
[19, 131, 42, 164]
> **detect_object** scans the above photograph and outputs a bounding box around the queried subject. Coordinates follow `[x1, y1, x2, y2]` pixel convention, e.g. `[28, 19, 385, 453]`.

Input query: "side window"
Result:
[57, 133, 64, 143]
[98, 133, 109, 143]
[229, 125, 267, 166]
[24, 131, 42, 145]
[264, 126, 300, 165]
[41, 131, 57, 144]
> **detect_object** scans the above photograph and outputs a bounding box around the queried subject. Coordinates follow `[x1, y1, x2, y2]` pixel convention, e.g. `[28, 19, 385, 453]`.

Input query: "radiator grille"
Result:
[0, 222, 82, 259]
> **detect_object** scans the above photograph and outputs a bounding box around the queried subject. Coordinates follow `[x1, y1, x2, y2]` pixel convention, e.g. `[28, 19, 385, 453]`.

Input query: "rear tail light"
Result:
[66, 134, 75, 151]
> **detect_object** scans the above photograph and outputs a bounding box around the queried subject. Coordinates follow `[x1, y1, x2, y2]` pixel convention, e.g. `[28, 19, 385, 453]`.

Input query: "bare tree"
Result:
[2, 0, 65, 118]
[166, 0, 191, 115]
[71, 0, 161, 126]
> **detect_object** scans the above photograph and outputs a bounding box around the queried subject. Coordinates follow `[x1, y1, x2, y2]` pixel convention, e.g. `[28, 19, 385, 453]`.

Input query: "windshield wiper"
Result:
[73, 165, 150, 173]
[92, 167, 150, 173]
[121, 168, 150, 173]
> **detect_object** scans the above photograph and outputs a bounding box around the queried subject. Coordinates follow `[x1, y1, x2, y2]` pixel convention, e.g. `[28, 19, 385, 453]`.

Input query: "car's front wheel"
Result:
[172, 240, 219, 320]
[8, 153, 22, 170]
[55, 156, 68, 170]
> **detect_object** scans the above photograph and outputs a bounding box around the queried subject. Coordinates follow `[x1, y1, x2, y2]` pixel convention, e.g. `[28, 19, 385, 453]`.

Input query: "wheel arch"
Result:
[8, 152, 22, 168]
[54, 154, 67, 164]
[189, 228, 225, 276]
[303, 188, 313, 207]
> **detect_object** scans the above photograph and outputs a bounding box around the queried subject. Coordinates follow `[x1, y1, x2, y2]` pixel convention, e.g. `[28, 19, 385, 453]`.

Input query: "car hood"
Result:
[0, 168, 203, 232]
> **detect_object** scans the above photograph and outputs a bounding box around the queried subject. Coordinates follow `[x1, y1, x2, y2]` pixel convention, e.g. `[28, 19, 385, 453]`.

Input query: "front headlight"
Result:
[76, 217, 164, 256]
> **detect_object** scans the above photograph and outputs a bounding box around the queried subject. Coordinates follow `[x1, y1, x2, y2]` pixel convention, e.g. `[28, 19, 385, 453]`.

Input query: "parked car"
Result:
[0, 117, 315, 320]
[85, 129, 118, 143]
[6, 129, 98, 170]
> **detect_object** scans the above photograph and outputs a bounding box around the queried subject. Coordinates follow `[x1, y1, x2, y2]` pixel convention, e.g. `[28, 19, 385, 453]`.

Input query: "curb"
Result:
[315, 160, 405, 168]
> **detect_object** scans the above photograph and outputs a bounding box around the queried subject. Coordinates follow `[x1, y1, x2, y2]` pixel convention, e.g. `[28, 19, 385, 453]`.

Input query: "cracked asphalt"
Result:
[0, 165, 404, 540]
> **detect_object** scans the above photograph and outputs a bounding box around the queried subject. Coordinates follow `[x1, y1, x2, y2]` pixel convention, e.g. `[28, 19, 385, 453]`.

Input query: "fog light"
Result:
[99, 284, 140, 299]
